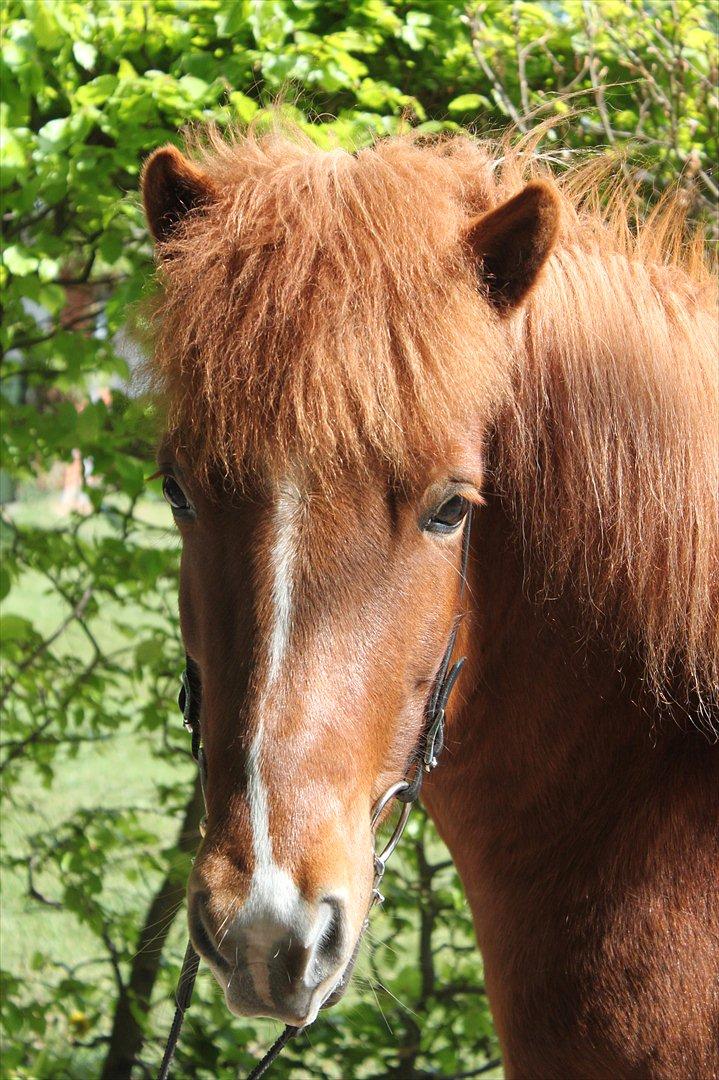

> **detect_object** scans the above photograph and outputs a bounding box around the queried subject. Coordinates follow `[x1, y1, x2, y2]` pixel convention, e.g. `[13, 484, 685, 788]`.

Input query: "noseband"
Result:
[158, 506, 473, 1080]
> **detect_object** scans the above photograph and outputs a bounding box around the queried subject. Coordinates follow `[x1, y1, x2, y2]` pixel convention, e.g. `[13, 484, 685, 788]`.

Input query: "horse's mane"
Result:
[147, 124, 718, 719]
[495, 161, 718, 724]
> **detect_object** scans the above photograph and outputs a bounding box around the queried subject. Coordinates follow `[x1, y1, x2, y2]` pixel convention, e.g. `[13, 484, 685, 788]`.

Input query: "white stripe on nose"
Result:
[266, 478, 299, 684]
[241, 479, 307, 1003]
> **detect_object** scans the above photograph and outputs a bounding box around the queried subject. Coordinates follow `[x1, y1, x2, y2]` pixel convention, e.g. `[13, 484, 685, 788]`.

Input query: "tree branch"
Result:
[465, 7, 528, 132]
[0, 586, 92, 704]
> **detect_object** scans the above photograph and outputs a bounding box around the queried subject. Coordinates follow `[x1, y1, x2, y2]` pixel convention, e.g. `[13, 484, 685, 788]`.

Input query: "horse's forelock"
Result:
[146, 127, 512, 492]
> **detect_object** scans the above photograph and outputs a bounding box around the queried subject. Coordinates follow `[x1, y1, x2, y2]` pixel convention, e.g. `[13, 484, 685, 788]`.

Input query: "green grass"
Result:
[2, 734, 180, 977]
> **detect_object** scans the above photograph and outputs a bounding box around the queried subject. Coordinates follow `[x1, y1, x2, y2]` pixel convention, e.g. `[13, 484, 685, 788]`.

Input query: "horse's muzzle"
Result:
[188, 888, 350, 1026]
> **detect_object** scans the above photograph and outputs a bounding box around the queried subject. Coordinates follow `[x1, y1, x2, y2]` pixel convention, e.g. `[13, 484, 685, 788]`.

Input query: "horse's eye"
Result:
[425, 494, 469, 534]
[162, 475, 191, 514]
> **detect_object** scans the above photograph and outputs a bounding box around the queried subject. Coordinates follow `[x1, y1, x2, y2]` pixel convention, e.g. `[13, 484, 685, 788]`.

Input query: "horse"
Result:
[141, 125, 718, 1078]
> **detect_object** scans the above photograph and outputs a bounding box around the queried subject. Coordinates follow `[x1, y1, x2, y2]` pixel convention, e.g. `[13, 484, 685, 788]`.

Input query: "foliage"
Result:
[1, 1, 716, 1076]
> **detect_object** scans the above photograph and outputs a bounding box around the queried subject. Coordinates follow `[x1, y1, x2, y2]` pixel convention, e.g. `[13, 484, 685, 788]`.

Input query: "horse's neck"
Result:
[424, 502, 719, 1075]
[424, 251, 718, 1072]
[425, 498, 666, 911]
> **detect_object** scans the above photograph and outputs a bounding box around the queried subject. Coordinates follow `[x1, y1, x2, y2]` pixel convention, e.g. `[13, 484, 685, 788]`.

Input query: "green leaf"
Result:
[447, 94, 485, 114]
[249, 0, 294, 48]
[113, 457, 145, 498]
[229, 91, 259, 123]
[0, 129, 29, 179]
[401, 9, 433, 51]
[135, 638, 164, 667]
[37, 116, 71, 148]
[72, 41, 97, 71]
[178, 75, 210, 102]
[37, 256, 61, 282]
[27, 0, 63, 50]
[76, 75, 119, 106]
[0, 614, 35, 642]
[3, 245, 38, 276]
[29, 951, 45, 972]
[215, 1, 250, 37]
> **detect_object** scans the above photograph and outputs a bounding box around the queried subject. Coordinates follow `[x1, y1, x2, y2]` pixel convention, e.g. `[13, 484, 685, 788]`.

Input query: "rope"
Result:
[157, 941, 200, 1080]
[245, 1025, 300, 1080]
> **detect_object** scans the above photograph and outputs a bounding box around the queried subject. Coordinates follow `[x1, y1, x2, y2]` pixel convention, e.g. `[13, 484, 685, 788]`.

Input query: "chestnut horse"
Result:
[142, 127, 718, 1078]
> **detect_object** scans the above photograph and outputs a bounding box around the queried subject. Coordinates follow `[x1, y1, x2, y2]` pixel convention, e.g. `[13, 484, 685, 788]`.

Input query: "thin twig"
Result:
[466, 7, 528, 132]
[0, 586, 92, 702]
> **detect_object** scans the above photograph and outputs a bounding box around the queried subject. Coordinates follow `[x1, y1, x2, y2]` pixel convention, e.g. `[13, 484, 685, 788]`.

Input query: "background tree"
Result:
[1, 1, 716, 1076]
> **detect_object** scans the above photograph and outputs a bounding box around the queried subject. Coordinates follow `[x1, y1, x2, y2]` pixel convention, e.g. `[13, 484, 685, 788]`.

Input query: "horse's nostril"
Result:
[266, 896, 346, 996]
[278, 937, 311, 984]
[319, 896, 345, 963]
[189, 891, 231, 973]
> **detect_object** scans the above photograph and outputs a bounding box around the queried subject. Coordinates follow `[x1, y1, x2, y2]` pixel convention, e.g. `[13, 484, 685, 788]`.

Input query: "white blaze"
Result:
[243, 477, 295, 889]
[239, 481, 315, 1000]
[266, 481, 298, 684]
[215, 479, 349, 1025]
[245, 479, 298, 891]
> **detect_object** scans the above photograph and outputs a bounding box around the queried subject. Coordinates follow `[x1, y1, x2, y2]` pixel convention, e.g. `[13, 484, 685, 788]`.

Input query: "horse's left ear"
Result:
[465, 180, 561, 311]
[141, 145, 217, 246]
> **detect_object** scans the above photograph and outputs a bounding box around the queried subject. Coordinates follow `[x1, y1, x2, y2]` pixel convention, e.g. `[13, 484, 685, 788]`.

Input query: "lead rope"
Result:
[156, 941, 200, 1080]
[245, 1025, 301, 1080]
[157, 507, 472, 1079]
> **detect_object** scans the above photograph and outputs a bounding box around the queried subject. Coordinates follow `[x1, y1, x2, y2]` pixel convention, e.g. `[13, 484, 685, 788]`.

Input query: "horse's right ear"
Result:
[141, 145, 217, 246]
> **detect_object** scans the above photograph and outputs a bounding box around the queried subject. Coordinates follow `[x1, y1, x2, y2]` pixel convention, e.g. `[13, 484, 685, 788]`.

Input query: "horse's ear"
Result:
[141, 145, 217, 246]
[465, 180, 560, 311]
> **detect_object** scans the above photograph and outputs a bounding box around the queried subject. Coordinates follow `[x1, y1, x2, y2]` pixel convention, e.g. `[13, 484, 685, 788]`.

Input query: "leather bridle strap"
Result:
[158, 505, 473, 1079]
[397, 503, 473, 805]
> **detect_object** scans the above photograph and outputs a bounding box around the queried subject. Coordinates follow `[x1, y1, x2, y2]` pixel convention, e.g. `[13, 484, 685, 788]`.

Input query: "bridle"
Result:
[158, 506, 473, 1080]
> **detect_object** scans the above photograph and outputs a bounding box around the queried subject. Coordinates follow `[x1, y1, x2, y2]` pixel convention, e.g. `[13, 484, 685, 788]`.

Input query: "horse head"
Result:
[142, 134, 559, 1026]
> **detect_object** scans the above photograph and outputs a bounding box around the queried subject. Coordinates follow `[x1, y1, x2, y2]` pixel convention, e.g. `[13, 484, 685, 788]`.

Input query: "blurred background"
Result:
[1, 2, 716, 1077]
